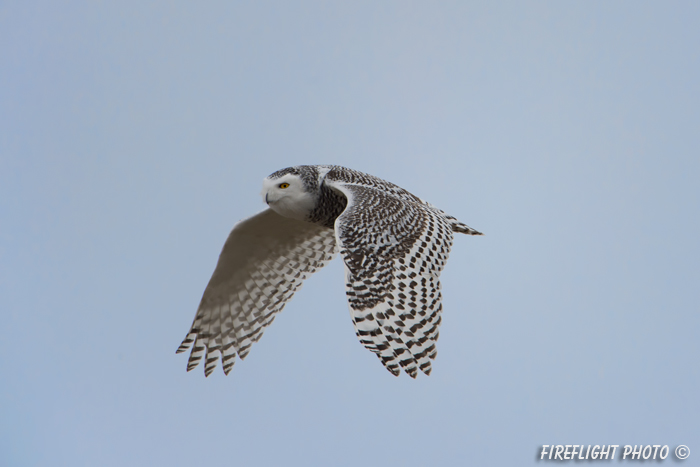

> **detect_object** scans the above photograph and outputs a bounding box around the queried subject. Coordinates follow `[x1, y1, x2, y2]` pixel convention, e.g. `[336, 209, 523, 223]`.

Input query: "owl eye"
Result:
[279, 183, 290, 189]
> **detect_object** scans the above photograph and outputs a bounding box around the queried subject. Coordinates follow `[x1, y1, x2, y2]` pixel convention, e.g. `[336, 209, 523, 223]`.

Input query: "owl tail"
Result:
[448, 218, 483, 236]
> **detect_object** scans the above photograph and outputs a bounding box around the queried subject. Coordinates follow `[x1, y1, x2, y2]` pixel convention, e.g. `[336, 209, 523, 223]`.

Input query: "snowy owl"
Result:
[177, 165, 481, 378]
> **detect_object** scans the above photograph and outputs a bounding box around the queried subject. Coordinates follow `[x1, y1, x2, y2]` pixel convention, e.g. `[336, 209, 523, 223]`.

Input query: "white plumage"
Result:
[177, 165, 481, 378]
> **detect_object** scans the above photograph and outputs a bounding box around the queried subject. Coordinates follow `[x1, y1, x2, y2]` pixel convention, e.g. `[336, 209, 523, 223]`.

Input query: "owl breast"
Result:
[267, 194, 316, 222]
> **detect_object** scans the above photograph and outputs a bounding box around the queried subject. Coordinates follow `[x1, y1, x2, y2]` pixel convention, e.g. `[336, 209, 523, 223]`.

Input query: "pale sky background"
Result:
[1, 2, 699, 466]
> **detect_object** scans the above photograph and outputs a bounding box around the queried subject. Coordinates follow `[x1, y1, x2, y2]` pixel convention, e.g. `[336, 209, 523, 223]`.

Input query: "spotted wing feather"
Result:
[177, 208, 338, 376]
[326, 180, 455, 378]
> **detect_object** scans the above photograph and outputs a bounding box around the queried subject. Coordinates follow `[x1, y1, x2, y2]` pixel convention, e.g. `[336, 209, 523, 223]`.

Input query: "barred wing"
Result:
[327, 181, 455, 378]
[177, 208, 338, 376]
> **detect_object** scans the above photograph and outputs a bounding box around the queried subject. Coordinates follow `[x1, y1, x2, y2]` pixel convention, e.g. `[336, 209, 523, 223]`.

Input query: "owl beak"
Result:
[265, 193, 269, 205]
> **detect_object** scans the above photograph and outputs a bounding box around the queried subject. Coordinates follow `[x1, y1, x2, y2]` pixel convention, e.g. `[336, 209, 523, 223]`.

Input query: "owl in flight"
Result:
[177, 165, 481, 378]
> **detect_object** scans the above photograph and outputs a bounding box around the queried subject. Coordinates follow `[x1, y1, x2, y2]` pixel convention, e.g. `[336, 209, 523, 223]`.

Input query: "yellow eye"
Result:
[279, 183, 290, 189]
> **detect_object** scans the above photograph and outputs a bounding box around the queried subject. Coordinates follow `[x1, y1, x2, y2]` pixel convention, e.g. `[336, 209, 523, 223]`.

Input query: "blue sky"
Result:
[1, 2, 699, 466]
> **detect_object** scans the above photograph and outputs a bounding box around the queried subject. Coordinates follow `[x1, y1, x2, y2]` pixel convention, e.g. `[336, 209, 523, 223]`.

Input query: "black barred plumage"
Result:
[177, 165, 481, 378]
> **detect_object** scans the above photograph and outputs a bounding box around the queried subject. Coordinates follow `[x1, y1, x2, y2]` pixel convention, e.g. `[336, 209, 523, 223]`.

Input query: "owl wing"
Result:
[177, 208, 338, 376]
[325, 180, 455, 378]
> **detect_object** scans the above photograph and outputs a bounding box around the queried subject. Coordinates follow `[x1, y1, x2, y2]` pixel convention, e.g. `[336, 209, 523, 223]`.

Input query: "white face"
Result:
[261, 173, 316, 221]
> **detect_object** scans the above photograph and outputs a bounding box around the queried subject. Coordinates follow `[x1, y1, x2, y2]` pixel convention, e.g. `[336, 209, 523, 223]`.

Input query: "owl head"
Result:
[262, 166, 321, 221]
